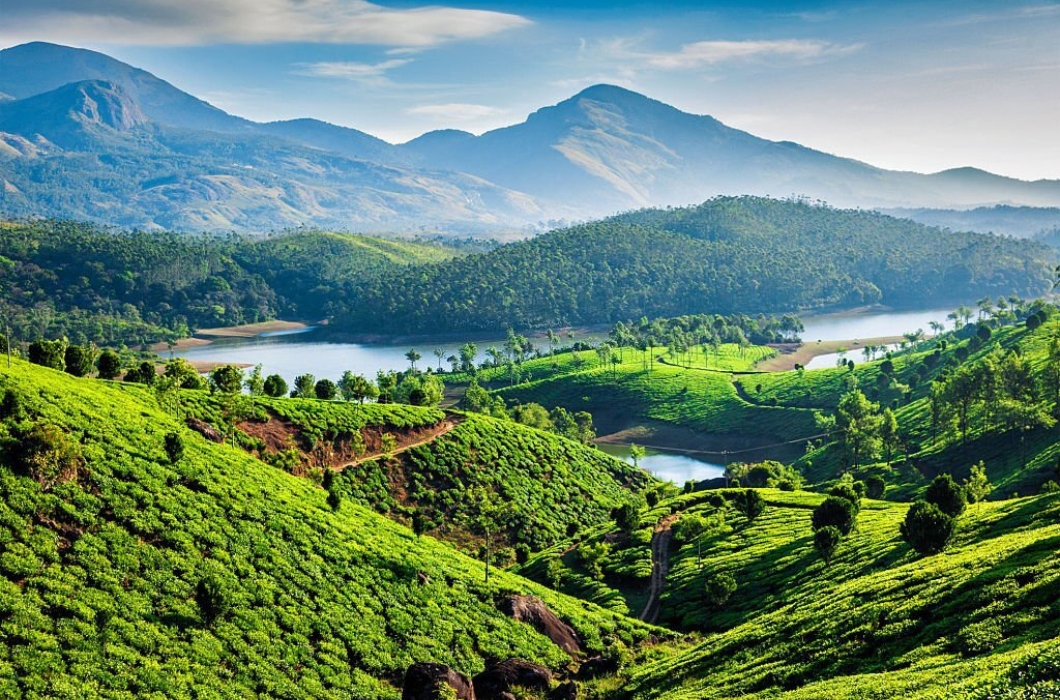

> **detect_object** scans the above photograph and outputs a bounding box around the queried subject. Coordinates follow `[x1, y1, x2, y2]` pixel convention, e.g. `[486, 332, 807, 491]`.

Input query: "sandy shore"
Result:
[755, 335, 905, 372]
[149, 320, 308, 353]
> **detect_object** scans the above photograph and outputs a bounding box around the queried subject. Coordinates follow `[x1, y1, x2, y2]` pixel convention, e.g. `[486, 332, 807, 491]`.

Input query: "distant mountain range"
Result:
[2, 41, 1060, 232]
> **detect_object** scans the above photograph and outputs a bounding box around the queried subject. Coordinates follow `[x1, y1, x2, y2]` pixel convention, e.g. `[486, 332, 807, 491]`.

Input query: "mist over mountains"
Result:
[3, 41, 1060, 233]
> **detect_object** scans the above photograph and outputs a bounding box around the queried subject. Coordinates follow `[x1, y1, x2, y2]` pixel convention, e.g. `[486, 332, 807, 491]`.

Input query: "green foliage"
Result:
[900, 500, 956, 554]
[812, 496, 857, 536]
[96, 348, 122, 379]
[314, 378, 338, 401]
[703, 571, 737, 607]
[813, 525, 842, 566]
[27, 337, 67, 371]
[292, 373, 316, 398]
[612, 504, 640, 533]
[62, 343, 96, 377]
[865, 475, 887, 500]
[965, 461, 993, 505]
[926, 473, 967, 518]
[209, 364, 244, 394]
[263, 373, 288, 398]
[163, 431, 185, 464]
[12, 421, 84, 489]
[734, 490, 766, 523]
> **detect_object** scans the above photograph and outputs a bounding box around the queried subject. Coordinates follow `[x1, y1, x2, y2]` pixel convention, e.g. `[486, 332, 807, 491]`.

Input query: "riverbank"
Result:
[149, 320, 310, 353]
[755, 335, 905, 372]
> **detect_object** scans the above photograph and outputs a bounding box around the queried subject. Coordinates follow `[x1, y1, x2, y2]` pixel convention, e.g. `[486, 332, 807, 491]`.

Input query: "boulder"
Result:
[550, 681, 579, 699]
[185, 417, 223, 443]
[473, 658, 552, 699]
[402, 662, 476, 700]
[576, 655, 619, 680]
[499, 594, 581, 655]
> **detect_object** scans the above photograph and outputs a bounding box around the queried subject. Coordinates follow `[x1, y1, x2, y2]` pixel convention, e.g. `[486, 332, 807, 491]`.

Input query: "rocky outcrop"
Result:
[185, 417, 223, 443]
[576, 655, 619, 680]
[401, 662, 476, 700]
[499, 595, 581, 655]
[473, 658, 552, 699]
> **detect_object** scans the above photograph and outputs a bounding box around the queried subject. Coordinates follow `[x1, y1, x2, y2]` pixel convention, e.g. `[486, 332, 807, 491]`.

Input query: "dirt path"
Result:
[639, 514, 679, 625]
[333, 418, 460, 471]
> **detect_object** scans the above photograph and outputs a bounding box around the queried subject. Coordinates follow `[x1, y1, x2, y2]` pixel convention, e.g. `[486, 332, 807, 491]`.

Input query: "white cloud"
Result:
[406, 103, 506, 121]
[646, 39, 860, 70]
[295, 59, 411, 80]
[0, 0, 531, 47]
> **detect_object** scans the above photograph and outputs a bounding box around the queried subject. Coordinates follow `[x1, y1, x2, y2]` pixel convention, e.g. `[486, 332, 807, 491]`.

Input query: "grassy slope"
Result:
[0, 359, 660, 698]
[621, 488, 1060, 699]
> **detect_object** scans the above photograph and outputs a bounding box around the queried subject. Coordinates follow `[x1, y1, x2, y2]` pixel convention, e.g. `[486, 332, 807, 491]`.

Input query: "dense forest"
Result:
[337, 197, 1056, 335]
[0, 220, 453, 346]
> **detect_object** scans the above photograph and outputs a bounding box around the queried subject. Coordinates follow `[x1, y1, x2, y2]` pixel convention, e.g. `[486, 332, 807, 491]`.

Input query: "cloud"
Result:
[406, 103, 507, 121]
[294, 59, 411, 81]
[646, 39, 860, 70]
[0, 0, 531, 47]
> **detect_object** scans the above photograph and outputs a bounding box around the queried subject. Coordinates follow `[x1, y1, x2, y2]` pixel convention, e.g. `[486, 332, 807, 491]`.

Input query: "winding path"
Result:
[639, 514, 678, 624]
[333, 418, 461, 471]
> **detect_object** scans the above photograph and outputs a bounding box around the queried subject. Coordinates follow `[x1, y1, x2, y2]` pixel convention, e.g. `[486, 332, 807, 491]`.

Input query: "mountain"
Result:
[883, 204, 1060, 239]
[401, 84, 1060, 215]
[2, 42, 1060, 231]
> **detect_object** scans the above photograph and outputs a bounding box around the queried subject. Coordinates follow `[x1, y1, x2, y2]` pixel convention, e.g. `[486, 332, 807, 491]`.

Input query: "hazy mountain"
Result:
[2, 41, 1060, 231]
[401, 84, 1060, 215]
[883, 204, 1060, 239]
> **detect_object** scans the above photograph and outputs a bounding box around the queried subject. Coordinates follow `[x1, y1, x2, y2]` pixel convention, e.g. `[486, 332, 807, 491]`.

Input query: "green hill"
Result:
[339, 197, 1054, 335]
[0, 358, 658, 697]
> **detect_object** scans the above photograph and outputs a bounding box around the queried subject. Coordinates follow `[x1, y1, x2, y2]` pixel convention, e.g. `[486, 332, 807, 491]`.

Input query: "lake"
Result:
[596, 443, 726, 484]
[172, 306, 957, 385]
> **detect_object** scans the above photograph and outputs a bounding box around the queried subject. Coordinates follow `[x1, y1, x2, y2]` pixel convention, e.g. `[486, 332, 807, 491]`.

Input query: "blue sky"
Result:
[2, 1, 1059, 180]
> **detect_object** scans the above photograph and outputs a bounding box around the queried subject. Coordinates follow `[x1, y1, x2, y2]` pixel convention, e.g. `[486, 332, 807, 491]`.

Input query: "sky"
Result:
[2, 0, 1059, 180]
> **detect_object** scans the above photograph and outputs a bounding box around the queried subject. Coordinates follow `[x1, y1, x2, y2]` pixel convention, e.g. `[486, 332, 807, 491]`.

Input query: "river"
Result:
[172, 306, 957, 383]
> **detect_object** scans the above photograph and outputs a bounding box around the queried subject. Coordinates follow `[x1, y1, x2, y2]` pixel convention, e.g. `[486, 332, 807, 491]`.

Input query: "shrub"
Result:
[164, 432, 185, 464]
[812, 496, 856, 535]
[28, 338, 67, 370]
[900, 500, 955, 554]
[16, 422, 83, 489]
[263, 374, 288, 397]
[314, 378, 338, 401]
[735, 489, 765, 523]
[925, 474, 966, 518]
[866, 475, 886, 500]
[956, 618, 1003, 657]
[704, 571, 737, 607]
[612, 503, 640, 532]
[63, 344, 96, 377]
[813, 526, 842, 566]
[96, 349, 122, 379]
[829, 483, 862, 515]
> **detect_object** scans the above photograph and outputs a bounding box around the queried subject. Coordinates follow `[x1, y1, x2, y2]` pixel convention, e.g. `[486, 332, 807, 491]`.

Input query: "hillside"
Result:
[0, 357, 663, 697]
[338, 197, 1055, 334]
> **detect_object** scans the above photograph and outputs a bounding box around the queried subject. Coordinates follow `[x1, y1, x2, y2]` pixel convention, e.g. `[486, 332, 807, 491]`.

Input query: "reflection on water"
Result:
[800, 308, 952, 342]
[597, 444, 725, 484]
[805, 343, 900, 370]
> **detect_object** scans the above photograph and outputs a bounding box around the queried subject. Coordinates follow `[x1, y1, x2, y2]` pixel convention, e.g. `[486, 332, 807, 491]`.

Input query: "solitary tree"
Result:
[405, 348, 421, 370]
[96, 349, 122, 380]
[210, 365, 244, 395]
[901, 501, 955, 554]
[925, 474, 966, 518]
[964, 461, 992, 508]
[735, 489, 766, 523]
[314, 378, 338, 400]
[812, 496, 857, 536]
[164, 432, 185, 464]
[64, 344, 96, 377]
[704, 571, 737, 607]
[814, 525, 842, 566]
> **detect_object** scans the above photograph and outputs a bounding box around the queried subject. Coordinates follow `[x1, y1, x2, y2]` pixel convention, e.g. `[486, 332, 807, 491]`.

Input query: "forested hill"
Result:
[337, 197, 1056, 335]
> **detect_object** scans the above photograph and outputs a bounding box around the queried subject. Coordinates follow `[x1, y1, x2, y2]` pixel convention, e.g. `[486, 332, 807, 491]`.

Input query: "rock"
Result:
[499, 594, 582, 655]
[402, 662, 476, 700]
[185, 417, 223, 443]
[576, 655, 619, 680]
[473, 658, 552, 699]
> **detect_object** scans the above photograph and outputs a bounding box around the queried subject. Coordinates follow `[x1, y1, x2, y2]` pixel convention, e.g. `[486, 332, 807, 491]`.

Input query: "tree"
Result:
[375, 370, 397, 403]
[459, 342, 478, 372]
[880, 408, 901, 465]
[394, 372, 443, 406]
[314, 378, 337, 400]
[510, 402, 552, 431]
[164, 432, 185, 464]
[96, 349, 122, 380]
[339, 371, 377, 403]
[405, 348, 421, 370]
[925, 474, 966, 518]
[263, 374, 288, 397]
[64, 344, 96, 377]
[704, 571, 737, 607]
[812, 496, 857, 535]
[210, 365, 244, 395]
[836, 390, 883, 469]
[126, 361, 157, 386]
[735, 489, 765, 523]
[165, 358, 204, 389]
[464, 488, 510, 583]
[964, 461, 992, 507]
[291, 373, 316, 398]
[244, 364, 265, 395]
[829, 482, 862, 515]
[28, 338, 67, 371]
[866, 475, 887, 500]
[630, 443, 645, 469]
[900, 501, 955, 554]
[814, 525, 842, 566]
[433, 347, 445, 372]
